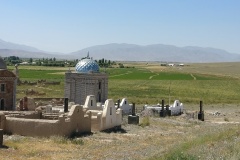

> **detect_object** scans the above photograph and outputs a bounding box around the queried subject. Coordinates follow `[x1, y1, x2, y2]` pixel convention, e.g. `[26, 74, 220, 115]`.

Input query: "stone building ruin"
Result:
[0, 104, 92, 137]
[0, 56, 17, 111]
[0, 95, 123, 137]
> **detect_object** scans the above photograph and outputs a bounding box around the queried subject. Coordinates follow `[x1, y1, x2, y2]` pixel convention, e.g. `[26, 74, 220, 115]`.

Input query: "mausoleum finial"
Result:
[87, 52, 90, 59]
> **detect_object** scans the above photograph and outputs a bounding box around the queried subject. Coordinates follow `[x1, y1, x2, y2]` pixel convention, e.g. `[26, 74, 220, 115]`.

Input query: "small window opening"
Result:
[0, 99, 4, 110]
[0, 84, 5, 92]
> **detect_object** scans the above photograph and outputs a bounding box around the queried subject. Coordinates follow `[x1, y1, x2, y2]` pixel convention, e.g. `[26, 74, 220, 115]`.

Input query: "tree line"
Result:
[4, 56, 117, 68]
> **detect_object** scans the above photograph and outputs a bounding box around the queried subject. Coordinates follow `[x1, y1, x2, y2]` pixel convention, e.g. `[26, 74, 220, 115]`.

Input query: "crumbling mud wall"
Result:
[84, 96, 122, 131]
[2, 105, 91, 137]
[101, 99, 122, 131]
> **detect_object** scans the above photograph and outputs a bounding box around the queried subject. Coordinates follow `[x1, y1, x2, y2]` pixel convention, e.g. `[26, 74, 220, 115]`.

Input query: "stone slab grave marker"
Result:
[128, 103, 139, 124]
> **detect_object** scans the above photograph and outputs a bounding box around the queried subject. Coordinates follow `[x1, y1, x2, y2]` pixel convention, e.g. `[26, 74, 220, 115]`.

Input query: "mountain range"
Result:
[0, 39, 240, 63]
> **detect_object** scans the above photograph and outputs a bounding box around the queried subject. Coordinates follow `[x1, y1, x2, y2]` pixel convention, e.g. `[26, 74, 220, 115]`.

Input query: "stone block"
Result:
[160, 110, 167, 117]
[198, 112, 204, 121]
[128, 115, 139, 125]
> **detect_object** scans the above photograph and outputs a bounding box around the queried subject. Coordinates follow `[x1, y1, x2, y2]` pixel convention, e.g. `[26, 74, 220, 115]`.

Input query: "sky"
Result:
[0, 0, 240, 54]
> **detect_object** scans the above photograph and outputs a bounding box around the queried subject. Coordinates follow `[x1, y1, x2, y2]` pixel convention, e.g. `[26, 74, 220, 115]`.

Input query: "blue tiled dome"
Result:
[75, 58, 99, 73]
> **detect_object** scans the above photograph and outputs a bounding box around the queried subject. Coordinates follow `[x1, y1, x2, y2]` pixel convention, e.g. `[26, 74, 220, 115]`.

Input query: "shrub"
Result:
[50, 136, 68, 144]
[224, 117, 229, 122]
[139, 116, 150, 127]
[71, 138, 84, 145]
[166, 152, 198, 160]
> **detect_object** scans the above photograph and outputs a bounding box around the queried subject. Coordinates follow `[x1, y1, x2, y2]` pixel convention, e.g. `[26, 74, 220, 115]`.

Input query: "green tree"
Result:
[29, 58, 33, 63]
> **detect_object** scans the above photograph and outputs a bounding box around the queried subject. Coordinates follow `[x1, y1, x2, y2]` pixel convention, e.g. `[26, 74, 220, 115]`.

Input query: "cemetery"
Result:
[1, 55, 239, 160]
[0, 56, 123, 137]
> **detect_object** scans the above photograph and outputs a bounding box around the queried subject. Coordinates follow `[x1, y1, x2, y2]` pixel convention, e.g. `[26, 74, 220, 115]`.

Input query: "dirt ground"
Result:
[1, 105, 240, 160]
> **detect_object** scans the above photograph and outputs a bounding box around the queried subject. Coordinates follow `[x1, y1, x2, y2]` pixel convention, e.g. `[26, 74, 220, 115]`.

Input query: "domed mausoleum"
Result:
[64, 54, 108, 105]
[0, 56, 17, 110]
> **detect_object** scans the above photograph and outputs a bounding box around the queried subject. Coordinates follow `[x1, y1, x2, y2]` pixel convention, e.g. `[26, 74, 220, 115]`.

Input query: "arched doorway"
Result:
[0, 99, 4, 110]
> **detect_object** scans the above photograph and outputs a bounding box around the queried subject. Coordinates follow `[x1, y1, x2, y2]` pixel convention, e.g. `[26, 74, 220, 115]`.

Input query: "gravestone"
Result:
[160, 100, 167, 117]
[198, 101, 204, 121]
[0, 129, 3, 146]
[128, 103, 139, 124]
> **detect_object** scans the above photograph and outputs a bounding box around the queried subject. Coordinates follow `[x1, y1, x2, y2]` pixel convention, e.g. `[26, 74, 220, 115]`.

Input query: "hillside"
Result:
[0, 39, 42, 52]
[0, 39, 65, 59]
[0, 49, 63, 59]
[70, 44, 240, 62]
[1, 38, 240, 62]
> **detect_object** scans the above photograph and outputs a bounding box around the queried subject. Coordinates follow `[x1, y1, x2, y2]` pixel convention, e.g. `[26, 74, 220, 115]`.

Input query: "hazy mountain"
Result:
[0, 39, 43, 52]
[0, 49, 62, 59]
[0, 39, 67, 59]
[1, 38, 240, 62]
[70, 43, 240, 62]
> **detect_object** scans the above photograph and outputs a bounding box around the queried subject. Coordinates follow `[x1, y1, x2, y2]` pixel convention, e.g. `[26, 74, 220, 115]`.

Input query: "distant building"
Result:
[19, 62, 29, 65]
[64, 54, 108, 105]
[0, 57, 17, 110]
[167, 63, 174, 67]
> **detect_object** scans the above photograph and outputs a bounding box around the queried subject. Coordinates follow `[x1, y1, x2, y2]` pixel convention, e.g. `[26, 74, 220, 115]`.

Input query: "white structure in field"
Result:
[144, 100, 184, 116]
[83, 95, 122, 131]
[169, 100, 183, 115]
[118, 98, 132, 115]
[64, 54, 108, 105]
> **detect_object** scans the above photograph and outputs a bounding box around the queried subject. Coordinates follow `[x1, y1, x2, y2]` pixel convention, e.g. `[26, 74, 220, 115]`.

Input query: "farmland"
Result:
[11, 62, 240, 105]
[1, 62, 240, 160]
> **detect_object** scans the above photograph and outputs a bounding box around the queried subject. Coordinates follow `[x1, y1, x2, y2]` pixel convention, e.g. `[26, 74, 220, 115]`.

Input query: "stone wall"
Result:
[2, 105, 91, 137]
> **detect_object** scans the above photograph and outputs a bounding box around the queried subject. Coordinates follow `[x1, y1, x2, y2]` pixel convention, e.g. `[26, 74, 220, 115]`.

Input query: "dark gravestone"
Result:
[160, 100, 167, 117]
[198, 101, 204, 121]
[166, 105, 171, 116]
[128, 103, 139, 124]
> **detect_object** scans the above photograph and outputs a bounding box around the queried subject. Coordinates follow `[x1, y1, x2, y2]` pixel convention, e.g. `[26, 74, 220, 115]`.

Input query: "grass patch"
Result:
[70, 138, 84, 145]
[51, 136, 68, 144]
[50, 136, 84, 146]
[224, 117, 229, 122]
[162, 152, 198, 160]
[139, 116, 150, 127]
[157, 125, 240, 160]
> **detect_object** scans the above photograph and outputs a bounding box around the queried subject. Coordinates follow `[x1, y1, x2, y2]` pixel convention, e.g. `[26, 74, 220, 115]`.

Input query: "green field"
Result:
[19, 69, 65, 80]
[13, 63, 240, 105]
